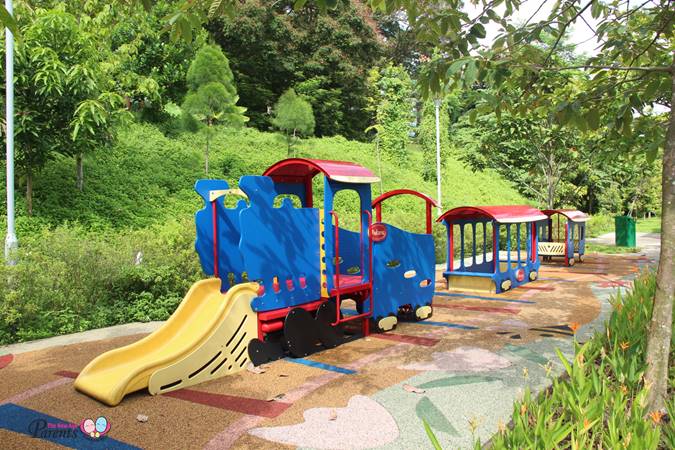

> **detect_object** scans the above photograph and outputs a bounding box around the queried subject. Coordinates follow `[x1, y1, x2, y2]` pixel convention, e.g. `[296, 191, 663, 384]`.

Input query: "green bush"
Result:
[0, 219, 201, 344]
[485, 272, 674, 449]
[587, 214, 616, 238]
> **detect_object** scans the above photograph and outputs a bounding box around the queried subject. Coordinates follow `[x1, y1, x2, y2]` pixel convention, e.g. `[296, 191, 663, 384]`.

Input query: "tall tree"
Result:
[272, 88, 315, 156]
[1, 7, 124, 210]
[182, 44, 247, 174]
[457, 113, 580, 209]
[364, 0, 673, 415]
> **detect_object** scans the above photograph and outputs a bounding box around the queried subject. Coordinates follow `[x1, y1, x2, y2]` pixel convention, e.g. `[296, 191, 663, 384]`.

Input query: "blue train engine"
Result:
[194, 158, 435, 365]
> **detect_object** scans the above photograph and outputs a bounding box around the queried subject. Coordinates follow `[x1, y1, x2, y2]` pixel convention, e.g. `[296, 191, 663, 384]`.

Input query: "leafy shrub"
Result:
[485, 272, 674, 449]
[587, 213, 616, 238]
[0, 219, 201, 344]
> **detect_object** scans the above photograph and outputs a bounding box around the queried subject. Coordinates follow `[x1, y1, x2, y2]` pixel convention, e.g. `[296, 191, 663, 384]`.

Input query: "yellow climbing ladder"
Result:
[74, 279, 258, 406]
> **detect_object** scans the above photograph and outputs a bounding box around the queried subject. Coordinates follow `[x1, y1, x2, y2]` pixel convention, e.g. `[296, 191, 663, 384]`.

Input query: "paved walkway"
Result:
[588, 231, 662, 260]
[0, 252, 657, 449]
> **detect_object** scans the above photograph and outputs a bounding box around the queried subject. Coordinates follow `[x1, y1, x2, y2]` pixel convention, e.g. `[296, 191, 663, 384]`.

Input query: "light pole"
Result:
[434, 97, 442, 216]
[5, 0, 18, 263]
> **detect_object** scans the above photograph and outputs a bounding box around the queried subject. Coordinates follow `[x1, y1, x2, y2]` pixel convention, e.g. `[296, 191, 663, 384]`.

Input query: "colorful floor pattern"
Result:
[0, 253, 653, 449]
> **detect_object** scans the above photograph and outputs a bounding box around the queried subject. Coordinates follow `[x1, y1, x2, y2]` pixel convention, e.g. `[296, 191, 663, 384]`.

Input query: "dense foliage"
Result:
[418, 98, 450, 182]
[208, 0, 384, 139]
[367, 64, 413, 161]
[487, 272, 674, 449]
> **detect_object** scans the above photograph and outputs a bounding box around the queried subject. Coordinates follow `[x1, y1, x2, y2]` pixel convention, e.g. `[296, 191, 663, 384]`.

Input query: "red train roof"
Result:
[263, 158, 380, 184]
[542, 209, 590, 222]
[437, 205, 547, 224]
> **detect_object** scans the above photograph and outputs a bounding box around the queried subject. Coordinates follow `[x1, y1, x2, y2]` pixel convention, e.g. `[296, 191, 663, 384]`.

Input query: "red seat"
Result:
[333, 274, 363, 287]
[330, 274, 369, 296]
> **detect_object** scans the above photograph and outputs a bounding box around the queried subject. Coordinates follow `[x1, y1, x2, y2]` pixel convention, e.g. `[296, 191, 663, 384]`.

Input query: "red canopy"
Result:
[437, 205, 547, 224]
[542, 209, 590, 222]
[263, 158, 380, 184]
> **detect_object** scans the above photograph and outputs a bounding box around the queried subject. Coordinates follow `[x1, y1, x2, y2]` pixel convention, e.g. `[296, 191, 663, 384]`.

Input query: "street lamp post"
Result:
[434, 98, 442, 216]
[5, 0, 18, 263]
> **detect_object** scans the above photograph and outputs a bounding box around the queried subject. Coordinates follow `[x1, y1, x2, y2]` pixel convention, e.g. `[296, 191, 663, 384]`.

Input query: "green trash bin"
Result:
[615, 216, 636, 247]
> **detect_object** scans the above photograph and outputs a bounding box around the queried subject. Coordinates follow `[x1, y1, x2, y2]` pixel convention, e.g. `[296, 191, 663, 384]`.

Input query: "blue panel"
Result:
[337, 228, 362, 276]
[238, 176, 321, 312]
[578, 223, 586, 254]
[322, 178, 372, 292]
[271, 182, 307, 206]
[194, 179, 247, 289]
[536, 219, 550, 242]
[371, 224, 435, 319]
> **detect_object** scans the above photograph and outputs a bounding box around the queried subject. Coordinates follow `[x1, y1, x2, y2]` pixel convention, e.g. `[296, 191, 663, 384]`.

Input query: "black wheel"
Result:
[315, 301, 341, 348]
[283, 308, 319, 357]
[248, 338, 285, 366]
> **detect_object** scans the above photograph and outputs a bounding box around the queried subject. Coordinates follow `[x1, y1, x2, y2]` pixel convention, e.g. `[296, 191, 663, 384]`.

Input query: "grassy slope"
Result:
[21, 123, 526, 233]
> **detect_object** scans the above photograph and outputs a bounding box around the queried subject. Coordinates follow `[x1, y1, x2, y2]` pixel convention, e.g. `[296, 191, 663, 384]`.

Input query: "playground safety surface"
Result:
[0, 253, 653, 449]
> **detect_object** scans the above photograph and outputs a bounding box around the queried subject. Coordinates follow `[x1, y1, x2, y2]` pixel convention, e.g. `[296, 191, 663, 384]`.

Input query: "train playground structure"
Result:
[74, 158, 588, 406]
[537, 209, 589, 266]
[438, 206, 547, 294]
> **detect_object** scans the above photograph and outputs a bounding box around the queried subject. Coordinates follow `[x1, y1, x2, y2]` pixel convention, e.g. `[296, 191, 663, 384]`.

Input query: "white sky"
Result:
[465, 0, 601, 56]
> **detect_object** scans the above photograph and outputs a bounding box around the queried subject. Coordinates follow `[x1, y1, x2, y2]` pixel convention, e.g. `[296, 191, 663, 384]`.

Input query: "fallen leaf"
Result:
[266, 393, 286, 402]
[136, 414, 148, 423]
[403, 384, 425, 394]
[328, 409, 337, 421]
[278, 374, 289, 377]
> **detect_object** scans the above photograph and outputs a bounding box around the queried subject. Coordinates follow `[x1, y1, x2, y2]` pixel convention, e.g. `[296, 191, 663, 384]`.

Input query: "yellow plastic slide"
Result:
[74, 279, 259, 406]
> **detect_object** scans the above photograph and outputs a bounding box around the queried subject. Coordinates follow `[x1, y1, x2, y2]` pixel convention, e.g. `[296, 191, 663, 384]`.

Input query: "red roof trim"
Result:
[372, 189, 439, 209]
[437, 205, 548, 224]
[263, 158, 379, 184]
[542, 209, 590, 222]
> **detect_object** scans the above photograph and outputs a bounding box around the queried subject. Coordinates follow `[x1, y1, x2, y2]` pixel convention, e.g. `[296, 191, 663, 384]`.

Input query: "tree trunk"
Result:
[291, 128, 297, 157]
[644, 67, 675, 413]
[287, 131, 292, 157]
[545, 168, 555, 209]
[26, 166, 33, 217]
[205, 122, 210, 175]
[76, 153, 84, 191]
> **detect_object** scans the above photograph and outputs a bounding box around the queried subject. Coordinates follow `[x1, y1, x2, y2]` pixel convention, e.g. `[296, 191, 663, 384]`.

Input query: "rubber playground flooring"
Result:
[0, 253, 652, 450]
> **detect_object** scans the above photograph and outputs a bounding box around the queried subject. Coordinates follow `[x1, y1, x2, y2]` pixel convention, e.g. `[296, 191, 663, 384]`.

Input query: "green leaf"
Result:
[421, 418, 443, 450]
[464, 61, 478, 87]
[586, 109, 600, 130]
[294, 0, 309, 8]
[446, 58, 468, 77]
[0, 5, 20, 39]
[469, 108, 478, 124]
[470, 23, 486, 39]
[643, 78, 662, 99]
